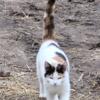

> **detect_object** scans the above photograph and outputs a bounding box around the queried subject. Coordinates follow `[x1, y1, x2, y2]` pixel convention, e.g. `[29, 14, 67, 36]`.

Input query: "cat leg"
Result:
[59, 92, 70, 100]
[38, 77, 46, 99]
[46, 92, 55, 100]
[59, 90, 70, 100]
[36, 63, 46, 98]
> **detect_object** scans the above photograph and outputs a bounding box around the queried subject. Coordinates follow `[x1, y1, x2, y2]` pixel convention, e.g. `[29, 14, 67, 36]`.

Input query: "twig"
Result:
[26, 64, 33, 72]
[78, 73, 84, 82]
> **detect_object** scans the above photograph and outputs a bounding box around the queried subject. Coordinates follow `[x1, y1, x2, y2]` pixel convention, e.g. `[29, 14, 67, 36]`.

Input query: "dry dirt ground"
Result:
[0, 0, 100, 100]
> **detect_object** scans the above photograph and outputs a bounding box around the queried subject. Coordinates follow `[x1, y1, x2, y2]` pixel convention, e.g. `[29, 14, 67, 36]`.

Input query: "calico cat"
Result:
[36, 0, 70, 100]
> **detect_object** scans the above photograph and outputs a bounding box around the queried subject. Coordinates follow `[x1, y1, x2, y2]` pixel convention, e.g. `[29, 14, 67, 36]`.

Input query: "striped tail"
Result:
[43, 0, 56, 40]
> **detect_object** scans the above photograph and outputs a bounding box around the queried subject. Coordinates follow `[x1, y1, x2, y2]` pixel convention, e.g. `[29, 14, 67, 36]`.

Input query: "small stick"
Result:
[78, 73, 84, 82]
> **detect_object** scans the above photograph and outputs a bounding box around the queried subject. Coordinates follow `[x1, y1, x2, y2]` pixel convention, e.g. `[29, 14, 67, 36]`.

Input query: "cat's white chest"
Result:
[46, 83, 64, 94]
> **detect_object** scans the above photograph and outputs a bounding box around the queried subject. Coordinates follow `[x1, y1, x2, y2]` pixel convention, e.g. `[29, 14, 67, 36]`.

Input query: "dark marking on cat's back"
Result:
[55, 52, 66, 61]
[48, 43, 59, 48]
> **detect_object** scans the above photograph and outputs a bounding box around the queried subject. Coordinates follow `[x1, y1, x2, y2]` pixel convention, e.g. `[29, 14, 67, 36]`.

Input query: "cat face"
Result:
[45, 61, 66, 86]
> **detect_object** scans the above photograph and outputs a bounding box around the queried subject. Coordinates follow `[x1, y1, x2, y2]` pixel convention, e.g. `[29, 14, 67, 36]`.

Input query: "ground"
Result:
[0, 0, 100, 100]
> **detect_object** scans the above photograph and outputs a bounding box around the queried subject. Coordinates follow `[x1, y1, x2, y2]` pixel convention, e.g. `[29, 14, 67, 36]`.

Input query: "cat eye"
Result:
[50, 77, 53, 79]
[58, 77, 62, 79]
[56, 64, 65, 74]
[58, 75, 64, 79]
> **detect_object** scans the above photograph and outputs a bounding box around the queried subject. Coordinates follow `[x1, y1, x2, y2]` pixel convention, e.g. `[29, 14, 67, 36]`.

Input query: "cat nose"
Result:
[54, 83, 57, 86]
[54, 81, 57, 86]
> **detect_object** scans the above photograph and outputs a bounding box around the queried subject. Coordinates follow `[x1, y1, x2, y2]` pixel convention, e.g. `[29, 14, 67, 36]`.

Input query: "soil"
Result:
[0, 0, 100, 100]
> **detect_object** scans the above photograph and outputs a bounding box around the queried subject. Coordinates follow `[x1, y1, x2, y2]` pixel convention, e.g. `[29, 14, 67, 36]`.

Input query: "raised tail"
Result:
[43, 0, 56, 40]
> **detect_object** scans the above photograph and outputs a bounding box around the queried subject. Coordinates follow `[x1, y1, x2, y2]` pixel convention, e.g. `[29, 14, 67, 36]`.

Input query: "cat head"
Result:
[44, 56, 67, 86]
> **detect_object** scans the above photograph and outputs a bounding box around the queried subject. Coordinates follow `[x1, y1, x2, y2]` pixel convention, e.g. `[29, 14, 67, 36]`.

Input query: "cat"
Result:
[36, 0, 70, 100]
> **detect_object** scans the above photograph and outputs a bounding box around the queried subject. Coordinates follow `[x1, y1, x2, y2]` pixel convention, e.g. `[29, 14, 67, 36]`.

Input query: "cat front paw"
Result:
[39, 97, 47, 100]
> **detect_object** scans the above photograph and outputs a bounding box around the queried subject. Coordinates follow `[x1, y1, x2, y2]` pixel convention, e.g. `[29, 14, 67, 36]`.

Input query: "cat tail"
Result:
[43, 0, 56, 40]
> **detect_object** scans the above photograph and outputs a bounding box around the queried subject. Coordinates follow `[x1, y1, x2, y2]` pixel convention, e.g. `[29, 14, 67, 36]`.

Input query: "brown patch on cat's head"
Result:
[52, 55, 65, 64]
[52, 55, 68, 72]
